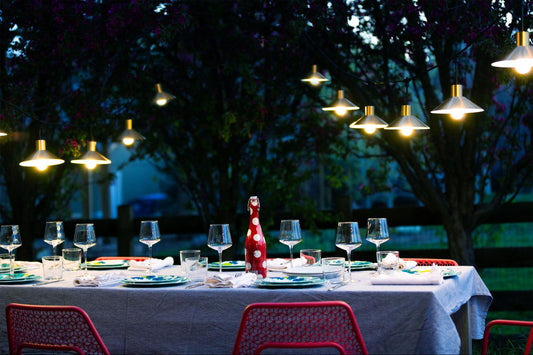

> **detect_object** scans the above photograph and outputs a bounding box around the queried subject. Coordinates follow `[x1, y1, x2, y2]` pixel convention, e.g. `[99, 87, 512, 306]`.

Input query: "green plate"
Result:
[208, 261, 245, 270]
[0, 273, 41, 283]
[87, 260, 129, 269]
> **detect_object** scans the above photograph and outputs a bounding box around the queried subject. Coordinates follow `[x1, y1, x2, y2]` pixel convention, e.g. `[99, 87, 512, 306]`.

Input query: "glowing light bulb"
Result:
[36, 162, 48, 171]
[515, 62, 532, 74]
[334, 107, 347, 116]
[85, 161, 97, 170]
[364, 126, 377, 134]
[122, 137, 135, 146]
[310, 78, 320, 86]
[451, 111, 465, 120]
[156, 98, 168, 106]
[400, 127, 414, 136]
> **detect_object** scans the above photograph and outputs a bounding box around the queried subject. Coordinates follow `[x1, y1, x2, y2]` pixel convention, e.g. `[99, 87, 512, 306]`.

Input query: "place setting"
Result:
[0, 224, 42, 284]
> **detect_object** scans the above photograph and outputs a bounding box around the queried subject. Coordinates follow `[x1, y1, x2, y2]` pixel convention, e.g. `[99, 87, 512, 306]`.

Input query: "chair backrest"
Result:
[232, 301, 368, 355]
[6, 303, 110, 355]
[481, 319, 533, 355]
[95, 256, 149, 261]
[403, 258, 459, 266]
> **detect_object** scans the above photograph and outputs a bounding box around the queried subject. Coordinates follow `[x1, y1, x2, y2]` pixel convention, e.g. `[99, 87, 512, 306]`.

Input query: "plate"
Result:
[0, 273, 41, 284]
[262, 276, 318, 284]
[346, 261, 376, 270]
[443, 269, 462, 278]
[208, 261, 245, 270]
[87, 260, 129, 269]
[283, 266, 325, 277]
[255, 277, 324, 288]
[0, 263, 26, 274]
[121, 275, 189, 287]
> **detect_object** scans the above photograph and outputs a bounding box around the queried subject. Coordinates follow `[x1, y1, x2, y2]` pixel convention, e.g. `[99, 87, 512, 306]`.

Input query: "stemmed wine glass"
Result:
[366, 218, 390, 255]
[207, 224, 232, 273]
[0, 225, 22, 278]
[279, 220, 303, 268]
[335, 222, 362, 283]
[73, 223, 96, 277]
[139, 220, 161, 273]
[43, 221, 65, 256]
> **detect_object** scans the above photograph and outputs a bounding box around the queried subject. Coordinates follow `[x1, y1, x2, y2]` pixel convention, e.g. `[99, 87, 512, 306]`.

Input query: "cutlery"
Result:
[33, 279, 64, 286]
[185, 282, 204, 289]
[328, 281, 348, 291]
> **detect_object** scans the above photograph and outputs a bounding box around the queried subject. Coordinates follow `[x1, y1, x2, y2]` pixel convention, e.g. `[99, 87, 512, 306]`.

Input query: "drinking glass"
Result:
[43, 221, 65, 256]
[0, 225, 22, 278]
[366, 218, 390, 253]
[335, 222, 362, 282]
[73, 223, 96, 276]
[207, 224, 232, 273]
[139, 220, 161, 273]
[279, 220, 302, 267]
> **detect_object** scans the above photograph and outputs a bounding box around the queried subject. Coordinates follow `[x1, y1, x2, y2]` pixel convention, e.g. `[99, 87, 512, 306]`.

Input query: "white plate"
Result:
[0, 273, 41, 283]
[262, 276, 320, 284]
[255, 277, 324, 288]
[283, 266, 329, 277]
[87, 260, 129, 269]
[121, 275, 188, 286]
[208, 261, 245, 270]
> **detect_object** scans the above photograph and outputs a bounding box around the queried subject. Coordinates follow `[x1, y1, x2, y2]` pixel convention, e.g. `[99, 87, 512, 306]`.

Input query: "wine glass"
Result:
[207, 224, 232, 273]
[0, 225, 22, 278]
[139, 220, 161, 273]
[366, 218, 390, 254]
[43, 221, 65, 256]
[335, 222, 362, 282]
[279, 220, 303, 267]
[73, 223, 96, 276]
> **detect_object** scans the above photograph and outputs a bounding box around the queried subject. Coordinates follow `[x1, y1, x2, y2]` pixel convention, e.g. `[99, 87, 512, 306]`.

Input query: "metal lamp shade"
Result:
[153, 83, 175, 106]
[491, 32, 533, 74]
[349, 106, 388, 133]
[19, 140, 65, 170]
[322, 90, 359, 116]
[385, 105, 429, 136]
[118, 119, 145, 146]
[301, 65, 328, 86]
[71, 141, 111, 169]
[431, 85, 484, 120]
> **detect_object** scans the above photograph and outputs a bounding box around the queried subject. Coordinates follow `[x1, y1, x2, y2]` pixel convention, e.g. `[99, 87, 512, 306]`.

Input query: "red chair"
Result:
[95, 256, 149, 262]
[481, 319, 533, 355]
[6, 303, 110, 355]
[232, 301, 368, 355]
[403, 258, 459, 266]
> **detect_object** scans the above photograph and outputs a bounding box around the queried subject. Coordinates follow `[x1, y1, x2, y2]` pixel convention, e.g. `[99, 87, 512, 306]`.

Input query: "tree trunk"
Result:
[442, 215, 475, 266]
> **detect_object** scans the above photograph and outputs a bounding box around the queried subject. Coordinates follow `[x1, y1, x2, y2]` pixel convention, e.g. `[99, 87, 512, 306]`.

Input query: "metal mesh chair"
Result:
[95, 256, 149, 261]
[232, 301, 368, 355]
[403, 258, 459, 266]
[6, 303, 110, 355]
[481, 319, 533, 355]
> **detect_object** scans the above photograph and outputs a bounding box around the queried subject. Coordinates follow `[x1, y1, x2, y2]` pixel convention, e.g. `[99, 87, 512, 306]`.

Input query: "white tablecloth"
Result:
[0, 265, 492, 354]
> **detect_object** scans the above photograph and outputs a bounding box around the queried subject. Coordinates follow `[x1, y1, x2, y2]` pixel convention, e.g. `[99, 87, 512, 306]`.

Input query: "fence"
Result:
[63, 202, 533, 311]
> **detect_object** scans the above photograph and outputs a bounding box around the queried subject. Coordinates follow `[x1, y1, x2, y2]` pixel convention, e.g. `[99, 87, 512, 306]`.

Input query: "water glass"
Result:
[376, 250, 400, 274]
[189, 257, 208, 282]
[62, 248, 82, 271]
[300, 249, 321, 265]
[42, 256, 63, 280]
[322, 257, 345, 285]
[180, 250, 201, 276]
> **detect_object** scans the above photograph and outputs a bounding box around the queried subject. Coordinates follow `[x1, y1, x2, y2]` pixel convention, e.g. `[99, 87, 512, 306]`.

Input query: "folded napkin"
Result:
[205, 273, 257, 288]
[266, 257, 307, 270]
[74, 272, 125, 287]
[128, 257, 174, 272]
[399, 259, 417, 270]
[370, 266, 444, 285]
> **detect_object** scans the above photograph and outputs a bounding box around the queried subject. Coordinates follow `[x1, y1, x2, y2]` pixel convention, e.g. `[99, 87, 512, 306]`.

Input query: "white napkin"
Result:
[266, 257, 307, 270]
[127, 257, 174, 272]
[205, 273, 257, 288]
[370, 266, 444, 285]
[74, 272, 126, 287]
[399, 259, 417, 270]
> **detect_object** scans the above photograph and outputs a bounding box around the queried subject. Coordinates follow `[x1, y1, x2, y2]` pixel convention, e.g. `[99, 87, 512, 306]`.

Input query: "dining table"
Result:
[0, 260, 492, 355]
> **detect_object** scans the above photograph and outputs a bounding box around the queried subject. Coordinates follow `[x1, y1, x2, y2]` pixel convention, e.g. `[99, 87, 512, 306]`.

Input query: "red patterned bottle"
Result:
[245, 196, 267, 278]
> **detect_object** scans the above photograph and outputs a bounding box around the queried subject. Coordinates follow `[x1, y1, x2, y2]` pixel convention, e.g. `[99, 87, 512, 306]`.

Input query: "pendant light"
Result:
[431, 84, 484, 120]
[385, 105, 429, 137]
[118, 119, 145, 146]
[349, 106, 388, 134]
[322, 90, 359, 116]
[153, 83, 175, 106]
[71, 141, 111, 169]
[19, 139, 65, 171]
[301, 65, 328, 86]
[492, 31, 533, 74]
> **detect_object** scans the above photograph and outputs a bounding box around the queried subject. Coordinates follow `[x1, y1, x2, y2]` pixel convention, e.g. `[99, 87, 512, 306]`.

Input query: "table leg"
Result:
[452, 301, 472, 355]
